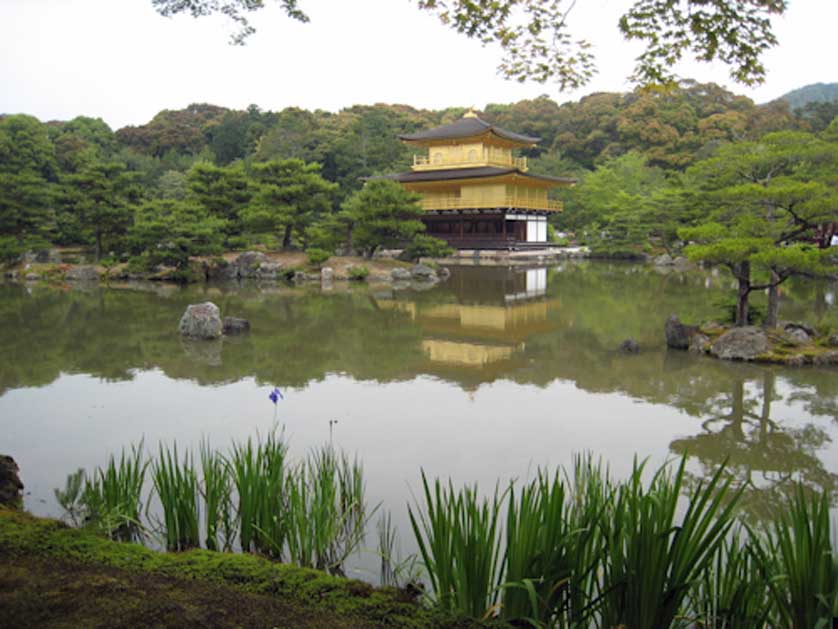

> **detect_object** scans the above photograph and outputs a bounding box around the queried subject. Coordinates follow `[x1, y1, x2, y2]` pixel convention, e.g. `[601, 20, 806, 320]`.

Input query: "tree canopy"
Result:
[149, 0, 788, 89]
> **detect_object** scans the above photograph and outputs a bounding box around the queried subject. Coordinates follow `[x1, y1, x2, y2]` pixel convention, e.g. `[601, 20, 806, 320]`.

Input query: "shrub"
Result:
[402, 235, 454, 261]
[347, 265, 369, 281]
[306, 247, 331, 268]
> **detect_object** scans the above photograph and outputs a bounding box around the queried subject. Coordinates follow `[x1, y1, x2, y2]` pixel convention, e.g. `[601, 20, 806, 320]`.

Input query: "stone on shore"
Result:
[391, 267, 412, 281]
[179, 302, 222, 339]
[0, 455, 24, 509]
[222, 317, 250, 335]
[321, 267, 334, 283]
[411, 264, 438, 282]
[665, 315, 700, 349]
[710, 326, 770, 361]
[689, 333, 711, 354]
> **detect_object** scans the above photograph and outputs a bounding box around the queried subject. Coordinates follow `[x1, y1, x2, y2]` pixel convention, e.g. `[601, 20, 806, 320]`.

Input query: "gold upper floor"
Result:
[412, 142, 528, 172]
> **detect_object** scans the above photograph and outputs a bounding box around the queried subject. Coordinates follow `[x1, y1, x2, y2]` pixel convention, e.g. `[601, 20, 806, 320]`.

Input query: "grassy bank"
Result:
[0, 508, 477, 628]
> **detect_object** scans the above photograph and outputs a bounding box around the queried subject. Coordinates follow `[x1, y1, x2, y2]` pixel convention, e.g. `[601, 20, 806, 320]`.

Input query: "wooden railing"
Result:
[412, 153, 528, 171]
[420, 196, 562, 212]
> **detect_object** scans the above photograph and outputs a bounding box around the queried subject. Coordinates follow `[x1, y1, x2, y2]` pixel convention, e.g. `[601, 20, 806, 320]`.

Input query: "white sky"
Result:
[1, 0, 836, 130]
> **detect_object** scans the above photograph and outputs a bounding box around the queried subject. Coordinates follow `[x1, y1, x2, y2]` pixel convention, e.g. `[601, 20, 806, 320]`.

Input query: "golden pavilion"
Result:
[386, 110, 576, 249]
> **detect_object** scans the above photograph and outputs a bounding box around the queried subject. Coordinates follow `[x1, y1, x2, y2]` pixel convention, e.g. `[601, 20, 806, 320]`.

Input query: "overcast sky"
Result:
[1, 0, 835, 130]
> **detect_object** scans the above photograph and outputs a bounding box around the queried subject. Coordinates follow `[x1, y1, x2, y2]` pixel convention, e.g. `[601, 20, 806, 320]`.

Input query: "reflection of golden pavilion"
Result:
[376, 268, 558, 368]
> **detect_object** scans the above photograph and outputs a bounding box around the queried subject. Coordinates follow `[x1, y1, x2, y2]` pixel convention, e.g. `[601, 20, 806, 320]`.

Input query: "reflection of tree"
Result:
[671, 372, 838, 520]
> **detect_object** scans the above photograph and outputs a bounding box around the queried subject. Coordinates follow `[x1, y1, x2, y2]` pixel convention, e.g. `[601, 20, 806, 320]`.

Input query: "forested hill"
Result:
[2, 78, 837, 268]
[778, 82, 838, 110]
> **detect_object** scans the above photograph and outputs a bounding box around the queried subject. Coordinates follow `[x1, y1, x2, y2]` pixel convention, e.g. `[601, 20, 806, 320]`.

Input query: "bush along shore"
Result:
[1, 248, 450, 286]
[5, 435, 838, 628]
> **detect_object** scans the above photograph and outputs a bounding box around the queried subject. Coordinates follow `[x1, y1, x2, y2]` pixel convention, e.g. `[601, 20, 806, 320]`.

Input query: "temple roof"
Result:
[399, 114, 540, 146]
[377, 166, 576, 185]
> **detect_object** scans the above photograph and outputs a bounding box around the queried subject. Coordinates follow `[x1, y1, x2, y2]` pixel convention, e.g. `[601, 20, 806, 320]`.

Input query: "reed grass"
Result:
[199, 439, 234, 552]
[151, 443, 200, 551]
[81, 442, 148, 542]
[691, 531, 773, 628]
[229, 431, 288, 557]
[756, 487, 837, 629]
[408, 472, 504, 618]
[285, 446, 371, 575]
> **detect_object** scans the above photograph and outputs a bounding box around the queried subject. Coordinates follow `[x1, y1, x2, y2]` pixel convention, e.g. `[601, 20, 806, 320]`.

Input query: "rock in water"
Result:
[618, 338, 640, 353]
[411, 264, 438, 282]
[222, 317, 250, 335]
[179, 302, 222, 339]
[321, 267, 334, 283]
[689, 333, 710, 354]
[710, 327, 770, 361]
[0, 455, 24, 509]
[664, 315, 699, 349]
[391, 267, 412, 281]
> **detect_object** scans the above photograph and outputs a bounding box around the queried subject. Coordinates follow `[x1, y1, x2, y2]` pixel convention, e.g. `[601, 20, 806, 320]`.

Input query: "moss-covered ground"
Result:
[0, 508, 479, 628]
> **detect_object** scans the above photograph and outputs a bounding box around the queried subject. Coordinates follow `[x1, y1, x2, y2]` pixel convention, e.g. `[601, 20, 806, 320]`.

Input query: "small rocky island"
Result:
[665, 315, 838, 366]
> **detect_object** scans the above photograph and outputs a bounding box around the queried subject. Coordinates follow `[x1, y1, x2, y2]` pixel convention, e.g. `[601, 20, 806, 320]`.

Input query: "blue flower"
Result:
[268, 387, 283, 404]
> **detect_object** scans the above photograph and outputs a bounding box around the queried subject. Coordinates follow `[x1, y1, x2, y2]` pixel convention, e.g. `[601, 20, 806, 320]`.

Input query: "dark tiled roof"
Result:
[399, 116, 540, 145]
[372, 167, 576, 185]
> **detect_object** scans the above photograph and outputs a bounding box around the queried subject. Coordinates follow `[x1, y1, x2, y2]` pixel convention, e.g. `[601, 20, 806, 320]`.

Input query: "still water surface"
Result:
[2, 262, 837, 577]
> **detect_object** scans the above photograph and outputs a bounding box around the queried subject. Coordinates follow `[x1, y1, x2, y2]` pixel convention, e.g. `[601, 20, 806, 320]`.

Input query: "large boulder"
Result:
[222, 317, 250, 335]
[321, 267, 334, 283]
[411, 264, 438, 282]
[654, 253, 673, 266]
[391, 267, 412, 281]
[256, 262, 282, 280]
[235, 251, 269, 278]
[0, 455, 24, 509]
[66, 265, 100, 282]
[710, 327, 770, 361]
[665, 315, 700, 350]
[179, 302, 222, 339]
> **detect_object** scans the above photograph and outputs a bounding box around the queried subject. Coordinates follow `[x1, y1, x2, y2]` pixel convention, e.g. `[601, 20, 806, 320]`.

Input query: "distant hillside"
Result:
[778, 83, 838, 110]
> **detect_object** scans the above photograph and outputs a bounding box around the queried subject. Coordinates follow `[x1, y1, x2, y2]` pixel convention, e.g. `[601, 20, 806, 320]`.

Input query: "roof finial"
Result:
[463, 107, 478, 119]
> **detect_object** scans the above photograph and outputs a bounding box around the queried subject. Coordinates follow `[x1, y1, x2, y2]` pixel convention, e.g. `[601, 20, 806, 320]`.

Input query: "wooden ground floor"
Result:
[422, 210, 550, 249]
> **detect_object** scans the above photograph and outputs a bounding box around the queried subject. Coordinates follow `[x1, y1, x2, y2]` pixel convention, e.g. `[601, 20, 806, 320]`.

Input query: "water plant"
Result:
[54, 468, 86, 527]
[755, 487, 837, 629]
[691, 531, 774, 628]
[377, 510, 419, 588]
[229, 430, 288, 557]
[81, 442, 148, 542]
[596, 457, 741, 629]
[199, 439, 234, 551]
[408, 472, 504, 619]
[285, 446, 371, 575]
[151, 443, 200, 551]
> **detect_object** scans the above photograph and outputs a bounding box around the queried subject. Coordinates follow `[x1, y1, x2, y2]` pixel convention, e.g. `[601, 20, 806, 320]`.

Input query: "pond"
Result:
[2, 261, 838, 580]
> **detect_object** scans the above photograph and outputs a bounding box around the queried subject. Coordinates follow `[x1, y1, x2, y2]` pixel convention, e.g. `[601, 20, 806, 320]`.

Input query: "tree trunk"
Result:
[282, 224, 293, 249]
[734, 261, 751, 327]
[765, 269, 780, 328]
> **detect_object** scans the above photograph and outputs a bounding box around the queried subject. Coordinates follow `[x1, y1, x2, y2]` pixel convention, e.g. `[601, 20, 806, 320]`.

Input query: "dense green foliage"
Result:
[1, 83, 836, 308]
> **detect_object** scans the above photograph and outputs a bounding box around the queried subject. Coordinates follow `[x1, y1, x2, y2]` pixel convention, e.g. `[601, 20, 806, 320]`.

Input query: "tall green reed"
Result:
[408, 472, 504, 619]
[229, 431, 288, 557]
[691, 530, 774, 628]
[597, 457, 741, 629]
[151, 443, 200, 551]
[755, 487, 837, 629]
[285, 446, 371, 575]
[200, 439, 234, 552]
[81, 442, 148, 542]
